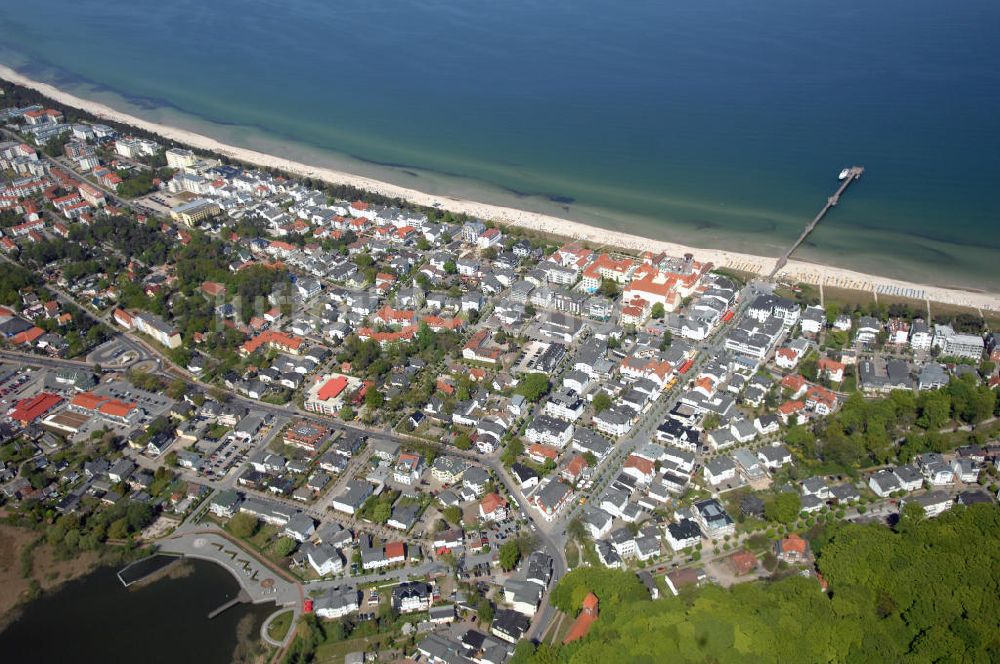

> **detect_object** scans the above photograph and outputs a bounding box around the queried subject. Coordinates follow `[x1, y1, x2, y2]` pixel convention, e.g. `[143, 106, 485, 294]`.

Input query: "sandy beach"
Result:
[2, 64, 998, 312]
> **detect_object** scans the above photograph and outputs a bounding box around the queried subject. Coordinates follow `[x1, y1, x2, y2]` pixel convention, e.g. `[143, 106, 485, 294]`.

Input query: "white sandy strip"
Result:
[2, 64, 997, 311]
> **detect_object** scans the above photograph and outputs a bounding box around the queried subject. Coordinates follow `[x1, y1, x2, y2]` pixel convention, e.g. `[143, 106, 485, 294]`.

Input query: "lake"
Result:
[0, 557, 276, 662]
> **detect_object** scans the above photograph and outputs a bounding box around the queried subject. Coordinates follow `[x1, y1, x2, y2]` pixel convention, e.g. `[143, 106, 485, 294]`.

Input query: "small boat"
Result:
[838, 168, 851, 181]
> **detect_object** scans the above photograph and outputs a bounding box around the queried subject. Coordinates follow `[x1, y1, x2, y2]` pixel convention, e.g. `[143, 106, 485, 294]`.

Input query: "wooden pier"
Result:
[769, 166, 864, 278]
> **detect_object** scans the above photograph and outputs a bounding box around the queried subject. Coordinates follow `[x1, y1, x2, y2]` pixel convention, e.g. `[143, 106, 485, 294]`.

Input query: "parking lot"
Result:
[203, 433, 256, 479]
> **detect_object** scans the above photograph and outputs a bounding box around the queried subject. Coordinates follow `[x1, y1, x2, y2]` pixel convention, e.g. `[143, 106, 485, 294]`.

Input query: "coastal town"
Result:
[1, 89, 999, 664]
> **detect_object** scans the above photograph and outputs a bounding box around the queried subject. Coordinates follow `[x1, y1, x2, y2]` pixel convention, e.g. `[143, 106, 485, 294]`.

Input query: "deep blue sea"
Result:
[1, 0, 998, 289]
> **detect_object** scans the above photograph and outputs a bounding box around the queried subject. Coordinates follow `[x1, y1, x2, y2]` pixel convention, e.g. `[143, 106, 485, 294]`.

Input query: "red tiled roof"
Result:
[729, 550, 758, 574]
[385, 541, 405, 559]
[317, 376, 349, 401]
[13, 326, 44, 344]
[98, 399, 137, 418]
[563, 592, 599, 644]
[11, 392, 63, 423]
[480, 492, 508, 514]
[779, 533, 808, 554]
[528, 444, 558, 461]
[241, 330, 304, 354]
[201, 281, 227, 297]
[781, 374, 807, 391]
[624, 454, 654, 476]
[777, 400, 805, 415]
[70, 391, 106, 411]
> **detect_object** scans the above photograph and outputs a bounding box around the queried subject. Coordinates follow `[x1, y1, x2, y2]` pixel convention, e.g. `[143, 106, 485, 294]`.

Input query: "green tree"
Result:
[501, 437, 524, 466]
[765, 492, 802, 524]
[339, 405, 356, 421]
[454, 433, 472, 451]
[651, 302, 665, 319]
[499, 540, 521, 571]
[229, 512, 259, 539]
[273, 536, 297, 557]
[372, 501, 392, 524]
[442, 505, 463, 525]
[477, 597, 494, 624]
[510, 639, 536, 664]
[592, 391, 612, 414]
[364, 388, 385, 410]
[514, 373, 550, 401]
[107, 518, 129, 540]
[598, 278, 620, 299]
[917, 389, 951, 429]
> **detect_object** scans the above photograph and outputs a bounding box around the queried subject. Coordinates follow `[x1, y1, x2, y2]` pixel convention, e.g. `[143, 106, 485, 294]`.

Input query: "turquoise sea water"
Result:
[0, 0, 998, 289]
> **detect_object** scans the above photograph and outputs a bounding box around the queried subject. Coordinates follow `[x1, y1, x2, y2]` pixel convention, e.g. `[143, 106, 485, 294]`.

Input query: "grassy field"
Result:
[315, 633, 394, 663]
[564, 540, 581, 570]
[266, 609, 294, 642]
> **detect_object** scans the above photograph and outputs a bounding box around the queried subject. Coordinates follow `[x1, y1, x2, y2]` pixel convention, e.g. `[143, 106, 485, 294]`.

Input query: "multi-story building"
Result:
[113, 308, 182, 348]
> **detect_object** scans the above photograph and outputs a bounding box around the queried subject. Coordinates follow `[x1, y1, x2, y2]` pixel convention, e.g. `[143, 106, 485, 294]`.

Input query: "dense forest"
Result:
[516, 504, 1000, 663]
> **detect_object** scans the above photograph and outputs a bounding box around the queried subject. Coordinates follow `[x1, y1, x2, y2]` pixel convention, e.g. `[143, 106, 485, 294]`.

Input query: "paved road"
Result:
[308, 559, 447, 592]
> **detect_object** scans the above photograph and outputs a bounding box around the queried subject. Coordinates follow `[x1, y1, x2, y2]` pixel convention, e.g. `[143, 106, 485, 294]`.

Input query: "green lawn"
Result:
[249, 523, 279, 550]
[315, 634, 394, 663]
[564, 541, 581, 569]
[266, 610, 294, 642]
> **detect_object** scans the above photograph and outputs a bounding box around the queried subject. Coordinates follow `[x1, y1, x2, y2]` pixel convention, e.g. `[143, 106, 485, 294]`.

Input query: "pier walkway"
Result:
[770, 166, 864, 278]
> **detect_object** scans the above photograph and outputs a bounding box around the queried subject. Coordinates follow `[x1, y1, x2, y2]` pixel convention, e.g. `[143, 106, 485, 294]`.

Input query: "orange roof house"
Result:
[562, 454, 589, 481]
[423, 315, 463, 332]
[12, 326, 44, 345]
[435, 377, 456, 396]
[356, 325, 417, 346]
[805, 385, 837, 413]
[385, 541, 405, 561]
[373, 305, 415, 327]
[781, 374, 807, 395]
[201, 281, 227, 297]
[777, 400, 806, 424]
[479, 492, 508, 517]
[729, 550, 759, 575]
[527, 444, 558, 463]
[563, 592, 599, 644]
[98, 399, 138, 419]
[817, 357, 845, 381]
[240, 330, 304, 355]
[776, 533, 809, 562]
[624, 454, 655, 477]
[317, 375, 349, 401]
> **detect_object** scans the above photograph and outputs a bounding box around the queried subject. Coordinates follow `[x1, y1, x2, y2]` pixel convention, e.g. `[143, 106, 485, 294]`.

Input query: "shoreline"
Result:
[2, 64, 998, 311]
